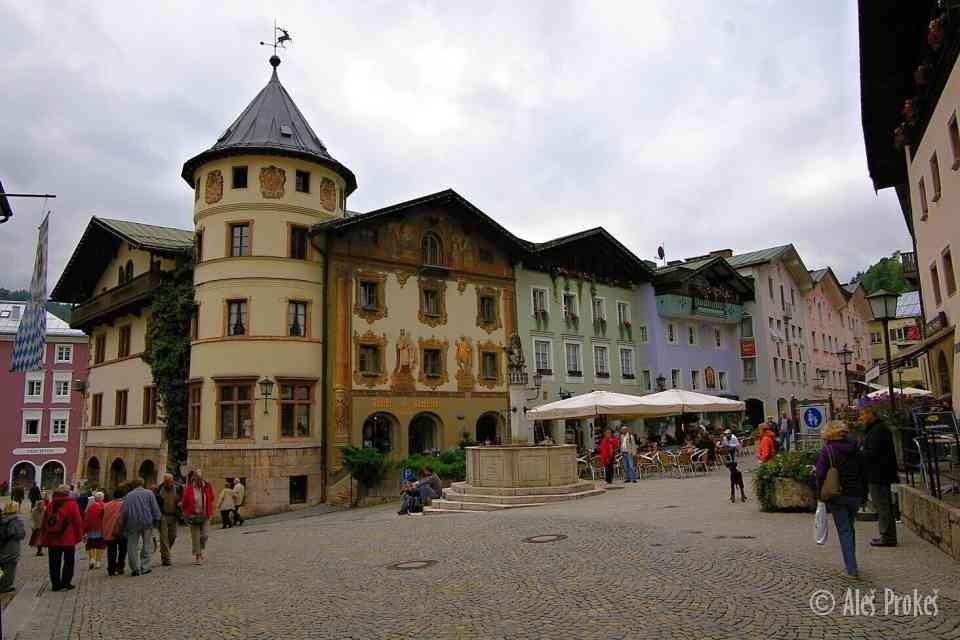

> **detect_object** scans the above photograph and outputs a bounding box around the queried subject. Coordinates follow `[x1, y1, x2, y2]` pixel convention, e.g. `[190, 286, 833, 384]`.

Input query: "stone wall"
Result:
[83, 445, 166, 489]
[187, 446, 324, 518]
[896, 484, 960, 561]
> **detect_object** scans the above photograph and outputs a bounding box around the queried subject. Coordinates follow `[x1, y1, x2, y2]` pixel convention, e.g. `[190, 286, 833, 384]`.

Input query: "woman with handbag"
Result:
[181, 470, 215, 565]
[40, 485, 84, 591]
[815, 421, 868, 577]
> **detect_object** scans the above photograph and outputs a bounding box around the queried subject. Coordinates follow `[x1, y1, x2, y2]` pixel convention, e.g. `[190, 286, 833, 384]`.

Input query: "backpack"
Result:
[46, 503, 68, 536]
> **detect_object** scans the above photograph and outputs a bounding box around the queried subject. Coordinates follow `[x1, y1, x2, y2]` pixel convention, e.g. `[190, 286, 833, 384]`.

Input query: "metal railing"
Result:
[899, 410, 960, 500]
[901, 251, 918, 278]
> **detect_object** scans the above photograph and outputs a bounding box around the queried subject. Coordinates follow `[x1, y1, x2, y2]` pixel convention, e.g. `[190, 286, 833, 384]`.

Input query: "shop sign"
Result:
[371, 397, 441, 412]
[740, 338, 756, 358]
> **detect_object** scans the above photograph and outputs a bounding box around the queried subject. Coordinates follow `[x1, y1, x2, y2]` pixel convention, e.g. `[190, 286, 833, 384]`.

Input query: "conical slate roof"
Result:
[181, 57, 356, 194]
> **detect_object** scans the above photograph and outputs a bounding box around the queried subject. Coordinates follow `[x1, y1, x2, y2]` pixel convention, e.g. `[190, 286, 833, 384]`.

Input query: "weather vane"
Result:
[260, 20, 292, 60]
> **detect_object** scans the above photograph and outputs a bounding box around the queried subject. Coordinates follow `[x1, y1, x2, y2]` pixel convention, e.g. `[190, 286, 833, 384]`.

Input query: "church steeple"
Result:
[181, 58, 356, 195]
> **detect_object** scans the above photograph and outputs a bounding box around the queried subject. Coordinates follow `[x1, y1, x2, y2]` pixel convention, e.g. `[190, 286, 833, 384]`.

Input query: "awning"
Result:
[526, 389, 744, 421]
[877, 324, 955, 376]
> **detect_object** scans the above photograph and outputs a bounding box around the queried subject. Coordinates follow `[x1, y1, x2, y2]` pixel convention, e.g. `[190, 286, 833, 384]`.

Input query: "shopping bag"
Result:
[814, 500, 829, 545]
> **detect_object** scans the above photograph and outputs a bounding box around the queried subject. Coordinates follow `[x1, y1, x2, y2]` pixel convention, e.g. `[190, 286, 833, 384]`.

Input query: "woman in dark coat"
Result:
[0, 502, 26, 593]
[815, 421, 868, 578]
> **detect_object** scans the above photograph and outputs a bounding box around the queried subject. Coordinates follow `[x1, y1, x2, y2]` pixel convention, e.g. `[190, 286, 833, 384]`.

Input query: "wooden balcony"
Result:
[70, 271, 162, 329]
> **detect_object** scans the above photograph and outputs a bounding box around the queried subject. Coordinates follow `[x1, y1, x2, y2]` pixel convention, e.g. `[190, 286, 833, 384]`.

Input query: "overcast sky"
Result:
[0, 1, 908, 291]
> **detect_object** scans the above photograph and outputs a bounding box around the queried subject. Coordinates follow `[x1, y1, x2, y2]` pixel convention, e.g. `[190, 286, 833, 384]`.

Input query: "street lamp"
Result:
[866, 289, 901, 414]
[838, 343, 853, 407]
[258, 376, 275, 414]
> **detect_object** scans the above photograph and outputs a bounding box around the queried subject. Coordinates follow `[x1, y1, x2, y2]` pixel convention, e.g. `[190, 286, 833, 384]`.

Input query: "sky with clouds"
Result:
[0, 1, 908, 291]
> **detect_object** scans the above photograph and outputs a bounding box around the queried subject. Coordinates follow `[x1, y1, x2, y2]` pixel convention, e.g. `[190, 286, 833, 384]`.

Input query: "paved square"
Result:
[13, 468, 960, 639]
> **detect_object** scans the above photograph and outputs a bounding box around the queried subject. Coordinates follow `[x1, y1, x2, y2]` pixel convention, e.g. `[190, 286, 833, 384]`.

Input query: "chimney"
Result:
[710, 249, 734, 258]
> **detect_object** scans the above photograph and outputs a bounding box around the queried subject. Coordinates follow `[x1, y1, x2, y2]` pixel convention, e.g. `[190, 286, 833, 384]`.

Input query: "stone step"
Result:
[422, 507, 486, 515]
[442, 488, 604, 505]
[432, 488, 607, 512]
[447, 481, 597, 497]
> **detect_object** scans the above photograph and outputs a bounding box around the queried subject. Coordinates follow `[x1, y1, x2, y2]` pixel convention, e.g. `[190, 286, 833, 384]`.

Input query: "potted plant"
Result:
[340, 445, 389, 502]
[753, 450, 819, 512]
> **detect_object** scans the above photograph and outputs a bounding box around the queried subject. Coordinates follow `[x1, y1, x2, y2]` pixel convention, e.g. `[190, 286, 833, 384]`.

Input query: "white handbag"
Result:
[814, 500, 829, 545]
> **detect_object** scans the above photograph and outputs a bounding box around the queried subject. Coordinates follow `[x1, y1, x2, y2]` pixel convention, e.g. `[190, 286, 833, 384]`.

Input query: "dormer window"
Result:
[422, 233, 443, 266]
[280, 124, 293, 137]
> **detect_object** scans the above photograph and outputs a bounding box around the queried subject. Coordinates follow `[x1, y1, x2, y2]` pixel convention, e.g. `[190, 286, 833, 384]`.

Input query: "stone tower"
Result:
[180, 55, 356, 514]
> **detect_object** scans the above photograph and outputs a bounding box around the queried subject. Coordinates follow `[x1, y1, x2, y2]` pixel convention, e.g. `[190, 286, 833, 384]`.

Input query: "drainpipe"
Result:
[310, 229, 328, 503]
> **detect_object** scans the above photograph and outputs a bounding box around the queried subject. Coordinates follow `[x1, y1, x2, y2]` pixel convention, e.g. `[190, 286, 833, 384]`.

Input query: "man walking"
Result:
[778, 413, 792, 452]
[231, 478, 245, 527]
[121, 478, 161, 576]
[861, 406, 899, 547]
[155, 474, 181, 566]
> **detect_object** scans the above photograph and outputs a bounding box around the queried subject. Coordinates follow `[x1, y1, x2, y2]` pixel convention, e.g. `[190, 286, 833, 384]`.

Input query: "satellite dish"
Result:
[657, 246, 665, 260]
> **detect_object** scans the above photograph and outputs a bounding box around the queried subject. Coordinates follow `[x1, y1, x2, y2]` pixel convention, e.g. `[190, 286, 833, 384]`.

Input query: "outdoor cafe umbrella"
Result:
[525, 389, 744, 421]
[866, 386, 932, 399]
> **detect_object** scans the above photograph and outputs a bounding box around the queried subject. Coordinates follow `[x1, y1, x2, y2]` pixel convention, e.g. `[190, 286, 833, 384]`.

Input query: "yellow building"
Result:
[51, 218, 193, 488]
[866, 290, 928, 391]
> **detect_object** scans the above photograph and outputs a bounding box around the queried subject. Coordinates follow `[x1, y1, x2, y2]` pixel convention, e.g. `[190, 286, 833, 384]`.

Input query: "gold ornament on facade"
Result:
[477, 340, 503, 390]
[417, 278, 448, 328]
[455, 336, 475, 392]
[417, 336, 449, 390]
[457, 276, 468, 294]
[391, 329, 417, 393]
[704, 366, 717, 389]
[319, 177, 337, 212]
[475, 286, 502, 334]
[451, 232, 476, 269]
[260, 165, 287, 199]
[395, 270, 413, 288]
[353, 330, 388, 388]
[353, 270, 388, 324]
[204, 170, 224, 205]
[390, 221, 418, 259]
[333, 387, 350, 439]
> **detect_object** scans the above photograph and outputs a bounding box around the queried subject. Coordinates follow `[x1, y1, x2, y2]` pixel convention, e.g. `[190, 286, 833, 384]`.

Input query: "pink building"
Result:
[803, 271, 872, 409]
[0, 301, 88, 491]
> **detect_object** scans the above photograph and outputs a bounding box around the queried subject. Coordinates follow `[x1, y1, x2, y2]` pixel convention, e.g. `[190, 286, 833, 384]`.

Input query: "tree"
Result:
[141, 260, 194, 475]
[0, 286, 73, 321]
[853, 255, 911, 295]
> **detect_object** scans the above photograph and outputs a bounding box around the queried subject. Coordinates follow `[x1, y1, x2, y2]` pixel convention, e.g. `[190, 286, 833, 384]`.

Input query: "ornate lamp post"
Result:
[866, 289, 901, 414]
[257, 376, 275, 414]
[838, 343, 853, 407]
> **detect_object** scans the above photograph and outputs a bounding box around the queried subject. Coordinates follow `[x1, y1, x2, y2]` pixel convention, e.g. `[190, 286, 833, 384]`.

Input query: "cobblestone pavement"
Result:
[19, 467, 960, 639]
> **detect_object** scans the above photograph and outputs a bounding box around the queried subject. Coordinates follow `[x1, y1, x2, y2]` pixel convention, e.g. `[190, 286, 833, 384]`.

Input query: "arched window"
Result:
[109, 458, 127, 488]
[138, 459, 157, 486]
[40, 461, 65, 489]
[409, 413, 440, 454]
[421, 233, 443, 266]
[86, 457, 101, 486]
[362, 413, 395, 454]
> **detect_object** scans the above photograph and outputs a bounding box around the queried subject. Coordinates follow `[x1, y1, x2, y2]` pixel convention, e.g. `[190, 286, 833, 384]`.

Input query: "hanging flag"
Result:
[11, 214, 49, 372]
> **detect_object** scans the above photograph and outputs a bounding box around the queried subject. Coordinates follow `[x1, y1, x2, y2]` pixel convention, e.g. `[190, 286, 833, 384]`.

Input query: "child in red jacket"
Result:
[40, 486, 84, 592]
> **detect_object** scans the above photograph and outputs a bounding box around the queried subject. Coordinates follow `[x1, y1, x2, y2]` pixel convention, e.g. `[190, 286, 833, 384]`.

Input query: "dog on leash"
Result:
[727, 461, 747, 503]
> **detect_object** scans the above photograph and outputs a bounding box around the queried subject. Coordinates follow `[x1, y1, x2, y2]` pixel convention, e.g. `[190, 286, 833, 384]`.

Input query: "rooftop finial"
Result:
[260, 20, 292, 68]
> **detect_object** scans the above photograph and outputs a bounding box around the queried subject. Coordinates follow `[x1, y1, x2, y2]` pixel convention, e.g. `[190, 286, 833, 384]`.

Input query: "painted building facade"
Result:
[0, 303, 88, 491]
[867, 291, 928, 390]
[315, 190, 521, 504]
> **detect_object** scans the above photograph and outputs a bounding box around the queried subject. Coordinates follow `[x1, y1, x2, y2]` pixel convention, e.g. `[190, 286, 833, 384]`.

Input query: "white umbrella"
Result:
[866, 386, 932, 399]
[525, 390, 653, 420]
[622, 388, 746, 417]
[526, 388, 744, 420]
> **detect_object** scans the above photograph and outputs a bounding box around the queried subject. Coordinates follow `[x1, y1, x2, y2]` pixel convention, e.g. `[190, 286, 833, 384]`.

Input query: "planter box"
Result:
[896, 484, 960, 561]
[772, 477, 816, 511]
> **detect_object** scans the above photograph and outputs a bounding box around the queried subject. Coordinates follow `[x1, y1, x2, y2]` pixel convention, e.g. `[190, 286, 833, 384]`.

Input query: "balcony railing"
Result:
[71, 271, 162, 328]
[656, 294, 742, 323]
[901, 251, 919, 280]
[783, 303, 794, 319]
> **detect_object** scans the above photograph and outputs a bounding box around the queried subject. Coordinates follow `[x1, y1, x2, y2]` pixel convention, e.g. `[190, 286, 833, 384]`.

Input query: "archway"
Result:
[409, 413, 441, 455]
[10, 461, 37, 490]
[938, 350, 951, 396]
[40, 461, 65, 489]
[109, 458, 127, 488]
[745, 399, 764, 429]
[86, 457, 101, 486]
[362, 413, 397, 454]
[476, 412, 502, 444]
[138, 459, 157, 486]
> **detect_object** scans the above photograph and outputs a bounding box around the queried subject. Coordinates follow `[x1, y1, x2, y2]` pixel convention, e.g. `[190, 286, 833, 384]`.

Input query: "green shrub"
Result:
[396, 447, 466, 481]
[753, 450, 818, 512]
[340, 446, 389, 489]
